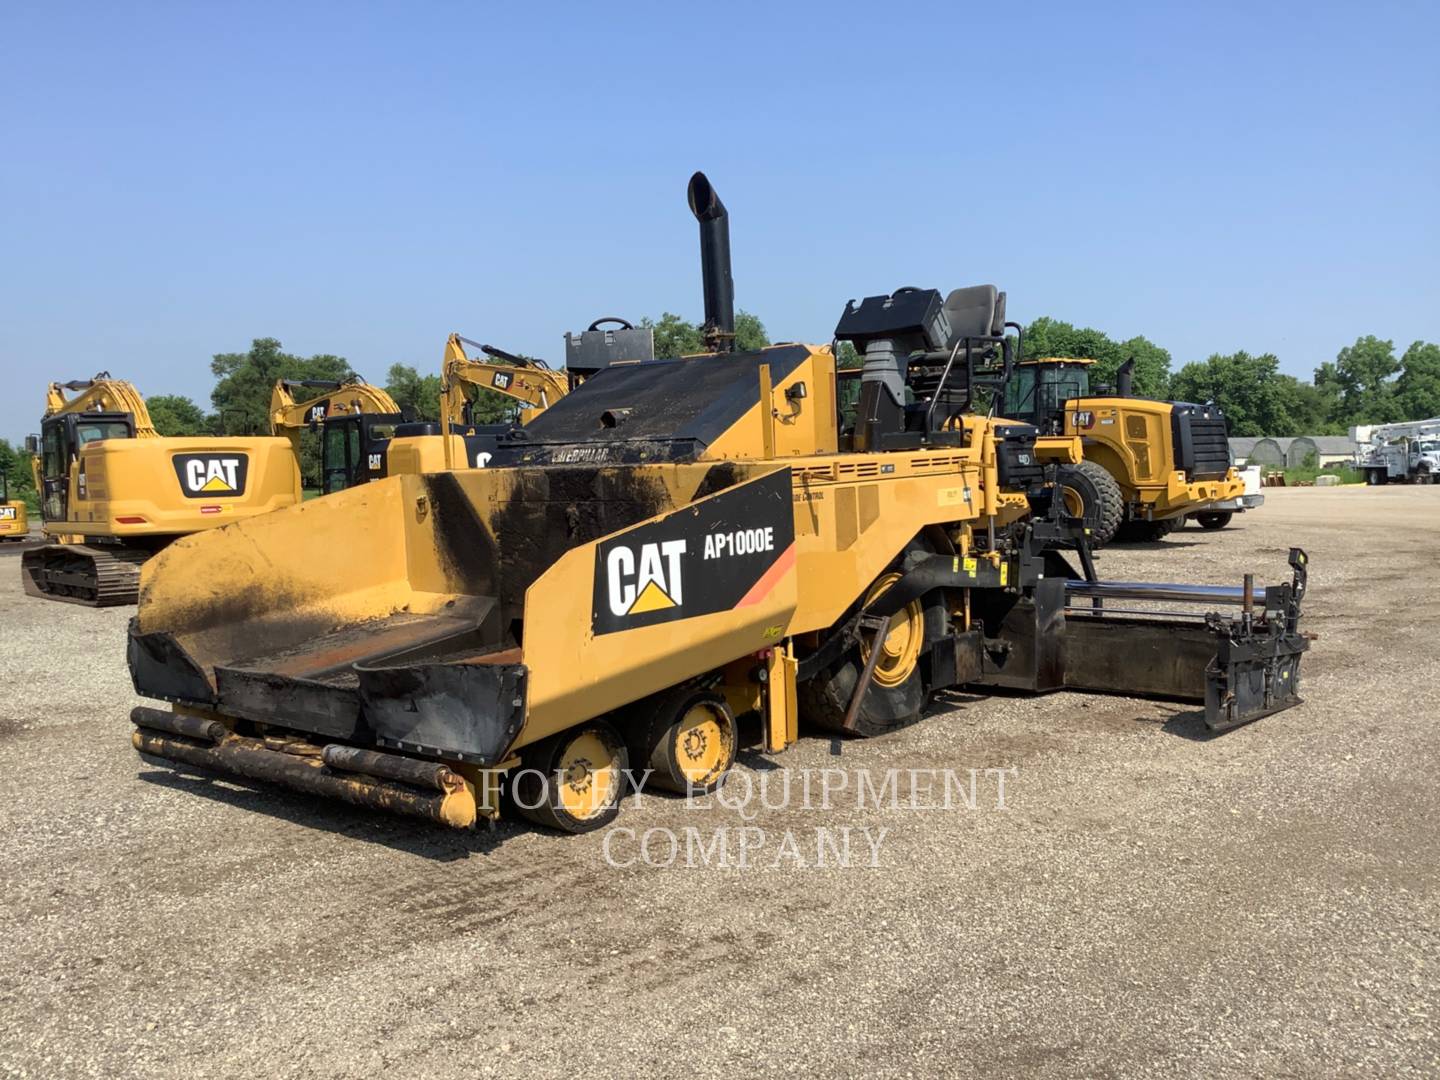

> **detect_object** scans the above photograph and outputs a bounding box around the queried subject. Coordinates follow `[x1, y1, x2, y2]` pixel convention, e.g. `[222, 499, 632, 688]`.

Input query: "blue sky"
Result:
[2, 0, 1436, 441]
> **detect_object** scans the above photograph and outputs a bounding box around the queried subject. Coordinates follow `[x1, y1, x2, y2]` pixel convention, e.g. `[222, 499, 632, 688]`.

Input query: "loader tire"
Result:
[619, 686, 736, 795]
[510, 720, 629, 834]
[1194, 511, 1233, 530]
[1114, 517, 1179, 543]
[800, 548, 949, 739]
[1059, 461, 1124, 547]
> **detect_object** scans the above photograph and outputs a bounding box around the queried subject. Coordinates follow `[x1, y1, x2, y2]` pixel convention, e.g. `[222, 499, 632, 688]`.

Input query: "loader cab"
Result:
[37, 411, 136, 521]
[319, 412, 406, 494]
[1002, 359, 1095, 434]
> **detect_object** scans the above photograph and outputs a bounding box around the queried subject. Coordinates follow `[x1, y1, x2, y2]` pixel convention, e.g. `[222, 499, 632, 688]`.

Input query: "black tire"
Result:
[1059, 460, 1124, 547]
[799, 544, 950, 738]
[1365, 469, 1386, 486]
[1114, 517, 1180, 543]
[618, 686, 736, 795]
[1194, 511, 1233, 530]
[510, 720, 629, 834]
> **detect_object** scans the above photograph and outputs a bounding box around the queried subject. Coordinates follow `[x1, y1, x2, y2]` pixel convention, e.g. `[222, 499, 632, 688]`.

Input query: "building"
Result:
[1228, 436, 1357, 468]
[1284, 435, 1357, 468]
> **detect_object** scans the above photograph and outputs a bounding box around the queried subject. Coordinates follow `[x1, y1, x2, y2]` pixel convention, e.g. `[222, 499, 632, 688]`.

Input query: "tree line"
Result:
[5, 312, 1436, 495]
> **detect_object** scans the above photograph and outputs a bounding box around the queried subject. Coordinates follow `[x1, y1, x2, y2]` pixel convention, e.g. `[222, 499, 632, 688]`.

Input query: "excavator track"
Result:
[21, 543, 151, 607]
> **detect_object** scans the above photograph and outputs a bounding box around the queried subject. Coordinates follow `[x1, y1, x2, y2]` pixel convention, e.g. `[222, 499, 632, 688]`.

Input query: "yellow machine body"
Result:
[1008, 358, 1243, 536]
[0, 499, 27, 539]
[124, 177, 1310, 831]
[127, 344, 1048, 827]
[41, 434, 300, 538]
[23, 374, 301, 605]
[1034, 404, 1241, 518]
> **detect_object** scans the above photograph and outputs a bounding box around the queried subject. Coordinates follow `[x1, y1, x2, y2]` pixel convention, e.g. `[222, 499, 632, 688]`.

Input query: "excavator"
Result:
[21, 374, 299, 606]
[1000, 357, 1244, 544]
[126, 173, 1310, 834]
[0, 465, 28, 541]
[387, 325, 652, 474]
[442, 333, 571, 422]
[268, 377, 406, 493]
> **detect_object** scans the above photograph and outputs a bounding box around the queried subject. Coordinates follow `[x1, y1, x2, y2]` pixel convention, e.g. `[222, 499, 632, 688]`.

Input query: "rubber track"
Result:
[20, 544, 150, 607]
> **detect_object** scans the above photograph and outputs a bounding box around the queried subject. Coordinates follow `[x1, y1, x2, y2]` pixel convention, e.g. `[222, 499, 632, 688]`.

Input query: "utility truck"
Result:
[1352, 419, 1440, 485]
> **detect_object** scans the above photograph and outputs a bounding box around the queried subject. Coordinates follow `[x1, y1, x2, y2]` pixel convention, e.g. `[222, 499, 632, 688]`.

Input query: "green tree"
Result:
[1396, 340, 1440, 420]
[0, 438, 38, 512]
[1168, 351, 1299, 437]
[211, 338, 353, 487]
[641, 310, 770, 358]
[211, 338, 354, 436]
[146, 394, 211, 436]
[733, 311, 771, 352]
[384, 363, 442, 422]
[1327, 335, 1402, 424]
[1022, 316, 1171, 398]
[1275, 374, 1344, 435]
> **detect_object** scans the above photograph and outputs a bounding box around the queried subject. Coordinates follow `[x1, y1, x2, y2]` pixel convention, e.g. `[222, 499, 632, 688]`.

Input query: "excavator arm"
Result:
[43, 373, 158, 437]
[269, 378, 401, 432]
[439, 333, 570, 429]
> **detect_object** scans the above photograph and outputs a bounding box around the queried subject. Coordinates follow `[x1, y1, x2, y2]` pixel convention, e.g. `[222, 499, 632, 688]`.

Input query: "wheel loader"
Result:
[21, 374, 300, 606]
[1000, 357, 1244, 544]
[126, 173, 1310, 833]
[0, 466, 28, 541]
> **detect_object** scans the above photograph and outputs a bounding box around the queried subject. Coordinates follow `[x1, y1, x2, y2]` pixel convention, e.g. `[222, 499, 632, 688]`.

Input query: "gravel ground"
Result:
[1, 487, 1437, 1079]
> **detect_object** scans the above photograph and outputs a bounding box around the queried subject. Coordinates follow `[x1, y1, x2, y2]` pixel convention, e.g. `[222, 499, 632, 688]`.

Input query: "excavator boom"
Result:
[44, 372, 159, 437]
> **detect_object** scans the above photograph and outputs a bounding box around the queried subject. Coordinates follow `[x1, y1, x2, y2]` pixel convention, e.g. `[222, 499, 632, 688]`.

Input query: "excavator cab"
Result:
[38, 409, 136, 520]
[319, 413, 405, 493]
[269, 378, 407, 493]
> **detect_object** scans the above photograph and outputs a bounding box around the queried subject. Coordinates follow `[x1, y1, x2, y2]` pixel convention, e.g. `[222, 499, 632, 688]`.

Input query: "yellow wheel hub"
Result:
[556, 731, 622, 820]
[860, 572, 924, 689]
[1062, 485, 1085, 519]
[673, 703, 731, 784]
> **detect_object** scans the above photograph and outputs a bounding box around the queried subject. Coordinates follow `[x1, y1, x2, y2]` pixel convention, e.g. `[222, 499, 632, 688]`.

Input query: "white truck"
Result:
[1352, 419, 1440, 485]
[1190, 462, 1264, 529]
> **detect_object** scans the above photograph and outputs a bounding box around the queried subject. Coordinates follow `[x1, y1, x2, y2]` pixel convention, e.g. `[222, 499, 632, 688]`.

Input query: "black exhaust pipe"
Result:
[687, 171, 735, 352]
[1116, 357, 1135, 398]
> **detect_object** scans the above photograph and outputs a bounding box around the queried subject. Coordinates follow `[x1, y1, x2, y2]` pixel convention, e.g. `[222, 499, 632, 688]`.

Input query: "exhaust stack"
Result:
[687, 171, 735, 352]
[1116, 358, 1135, 398]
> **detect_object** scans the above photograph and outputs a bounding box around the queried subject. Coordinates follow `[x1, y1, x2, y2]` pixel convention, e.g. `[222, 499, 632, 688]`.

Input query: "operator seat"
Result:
[906, 285, 1007, 422]
[941, 285, 1005, 343]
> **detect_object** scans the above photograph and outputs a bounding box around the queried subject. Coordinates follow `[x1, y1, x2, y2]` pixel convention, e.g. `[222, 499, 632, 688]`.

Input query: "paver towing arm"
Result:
[125, 173, 1311, 832]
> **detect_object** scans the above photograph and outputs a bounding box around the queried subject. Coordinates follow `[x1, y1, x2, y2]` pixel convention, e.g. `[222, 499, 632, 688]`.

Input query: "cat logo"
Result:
[172, 453, 249, 498]
[308, 403, 328, 423]
[606, 540, 685, 617]
[368, 452, 383, 472]
[1073, 410, 1096, 429]
[0, 507, 16, 521]
[591, 470, 797, 636]
[492, 371, 513, 390]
